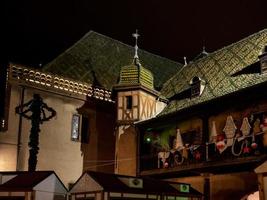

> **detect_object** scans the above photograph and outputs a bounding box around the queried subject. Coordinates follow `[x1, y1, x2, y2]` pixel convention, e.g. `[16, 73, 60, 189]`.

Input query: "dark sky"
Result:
[1, 0, 267, 119]
[3, 0, 267, 67]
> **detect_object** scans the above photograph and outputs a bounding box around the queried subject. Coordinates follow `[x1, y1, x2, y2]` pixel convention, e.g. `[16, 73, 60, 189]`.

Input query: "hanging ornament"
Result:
[223, 116, 237, 147]
[164, 162, 169, 168]
[175, 128, 184, 150]
[210, 121, 218, 143]
[158, 152, 170, 168]
[251, 142, 258, 149]
[216, 141, 226, 152]
[239, 117, 251, 141]
[253, 118, 261, 134]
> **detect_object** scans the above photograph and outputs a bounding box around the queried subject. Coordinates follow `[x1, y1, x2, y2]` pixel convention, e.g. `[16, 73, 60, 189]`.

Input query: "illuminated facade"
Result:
[1, 28, 267, 199]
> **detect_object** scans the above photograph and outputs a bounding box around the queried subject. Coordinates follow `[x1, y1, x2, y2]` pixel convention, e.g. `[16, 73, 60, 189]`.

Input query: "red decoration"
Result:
[243, 146, 250, 154]
[217, 134, 225, 142]
[216, 141, 226, 150]
[194, 151, 201, 160]
[251, 142, 258, 149]
[164, 162, 169, 168]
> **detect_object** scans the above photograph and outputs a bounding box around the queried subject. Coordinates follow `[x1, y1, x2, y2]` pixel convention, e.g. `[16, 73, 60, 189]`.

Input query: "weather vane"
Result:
[132, 29, 140, 59]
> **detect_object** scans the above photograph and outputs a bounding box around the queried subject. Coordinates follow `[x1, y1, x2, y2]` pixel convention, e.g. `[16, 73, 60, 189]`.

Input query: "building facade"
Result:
[1, 28, 267, 199]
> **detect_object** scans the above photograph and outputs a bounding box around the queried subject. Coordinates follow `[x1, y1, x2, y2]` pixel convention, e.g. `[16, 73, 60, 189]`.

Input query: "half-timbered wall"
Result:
[139, 91, 157, 121]
[117, 91, 139, 121]
[117, 90, 159, 122]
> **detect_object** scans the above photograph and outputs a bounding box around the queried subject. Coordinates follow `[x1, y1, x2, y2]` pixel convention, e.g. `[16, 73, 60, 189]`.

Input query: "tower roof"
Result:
[118, 58, 154, 90]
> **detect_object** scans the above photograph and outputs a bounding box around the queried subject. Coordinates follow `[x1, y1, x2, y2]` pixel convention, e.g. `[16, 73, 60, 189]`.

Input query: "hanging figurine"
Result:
[175, 128, 184, 150]
[223, 115, 237, 147]
[158, 151, 170, 168]
[210, 121, 218, 144]
[239, 117, 251, 141]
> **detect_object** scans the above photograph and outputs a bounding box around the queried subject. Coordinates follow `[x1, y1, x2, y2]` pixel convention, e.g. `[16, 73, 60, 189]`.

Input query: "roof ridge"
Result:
[188, 28, 267, 64]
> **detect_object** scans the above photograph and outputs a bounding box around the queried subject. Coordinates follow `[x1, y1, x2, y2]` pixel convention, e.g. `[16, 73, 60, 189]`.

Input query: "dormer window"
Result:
[259, 45, 267, 74]
[190, 77, 205, 98]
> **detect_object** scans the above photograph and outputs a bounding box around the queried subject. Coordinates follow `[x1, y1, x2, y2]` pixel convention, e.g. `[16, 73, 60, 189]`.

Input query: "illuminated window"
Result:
[71, 114, 80, 141]
[71, 114, 90, 143]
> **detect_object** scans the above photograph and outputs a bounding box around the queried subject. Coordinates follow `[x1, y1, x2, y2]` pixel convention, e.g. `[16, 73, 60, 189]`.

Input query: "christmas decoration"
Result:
[231, 138, 245, 157]
[216, 141, 226, 152]
[164, 162, 169, 168]
[217, 134, 225, 141]
[243, 141, 251, 154]
[253, 118, 261, 134]
[173, 151, 184, 166]
[210, 121, 217, 143]
[158, 151, 170, 168]
[175, 128, 184, 150]
[182, 144, 189, 159]
[223, 115, 237, 147]
[240, 117, 251, 141]
[251, 142, 258, 149]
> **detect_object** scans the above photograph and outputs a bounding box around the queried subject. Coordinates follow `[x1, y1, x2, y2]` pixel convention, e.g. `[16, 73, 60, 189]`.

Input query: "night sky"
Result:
[4, 0, 267, 68]
[1, 0, 267, 120]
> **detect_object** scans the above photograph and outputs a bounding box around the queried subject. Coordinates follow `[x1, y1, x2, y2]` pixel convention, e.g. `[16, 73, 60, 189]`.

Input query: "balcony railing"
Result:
[8, 64, 114, 102]
[140, 132, 266, 174]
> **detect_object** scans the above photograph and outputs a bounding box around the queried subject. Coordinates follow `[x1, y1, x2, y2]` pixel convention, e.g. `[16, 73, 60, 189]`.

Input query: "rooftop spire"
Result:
[132, 29, 140, 59]
[184, 56, 187, 66]
[202, 46, 208, 55]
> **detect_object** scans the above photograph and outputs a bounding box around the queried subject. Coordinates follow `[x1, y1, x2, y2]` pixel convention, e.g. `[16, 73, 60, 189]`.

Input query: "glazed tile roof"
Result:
[159, 29, 267, 116]
[43, 31, 182, 91]
[116, 58, 155, 90]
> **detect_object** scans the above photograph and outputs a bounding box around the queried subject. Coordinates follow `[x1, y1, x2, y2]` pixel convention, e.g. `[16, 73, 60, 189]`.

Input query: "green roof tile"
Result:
[159, 29, 267, 116]
[43, 31, 182, 90]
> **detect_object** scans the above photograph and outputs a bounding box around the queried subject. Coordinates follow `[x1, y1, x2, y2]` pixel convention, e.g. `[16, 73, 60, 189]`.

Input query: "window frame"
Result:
[71, 114, 81, 141]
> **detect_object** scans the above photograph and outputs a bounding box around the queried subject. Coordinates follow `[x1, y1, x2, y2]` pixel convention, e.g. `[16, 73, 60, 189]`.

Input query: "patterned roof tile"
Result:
[159, 29, 267, 116]
[43, 31, 182, 90]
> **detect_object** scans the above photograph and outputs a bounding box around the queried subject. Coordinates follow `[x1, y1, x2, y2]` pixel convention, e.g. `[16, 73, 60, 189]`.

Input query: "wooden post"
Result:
[201, 173, 211, 200]
[255, 161, 267, 200]
[258, 173, 265, 200]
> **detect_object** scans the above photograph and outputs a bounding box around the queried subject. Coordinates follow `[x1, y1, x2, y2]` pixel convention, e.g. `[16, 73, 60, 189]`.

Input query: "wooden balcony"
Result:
[139, 133, 267, 178]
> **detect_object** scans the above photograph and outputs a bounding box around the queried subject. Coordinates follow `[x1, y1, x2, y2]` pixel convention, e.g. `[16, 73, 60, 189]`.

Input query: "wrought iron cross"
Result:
[132, 29, 140, 59]
[16, 94, 56, 171]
